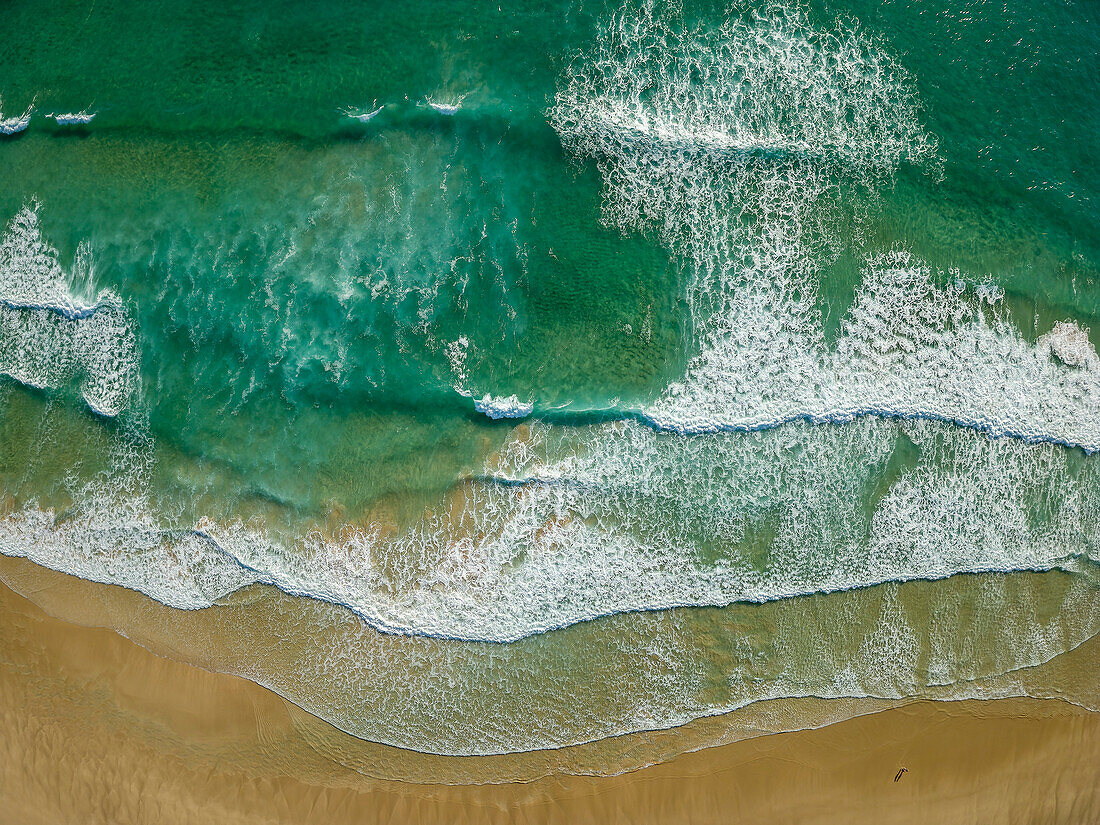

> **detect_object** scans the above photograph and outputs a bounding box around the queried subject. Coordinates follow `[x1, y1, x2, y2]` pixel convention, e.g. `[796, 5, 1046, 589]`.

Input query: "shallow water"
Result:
[1, 0, 1098, 759]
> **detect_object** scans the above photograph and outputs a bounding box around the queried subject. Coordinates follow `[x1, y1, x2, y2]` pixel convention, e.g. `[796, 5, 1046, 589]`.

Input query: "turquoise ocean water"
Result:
[1, 0, 1098, 761]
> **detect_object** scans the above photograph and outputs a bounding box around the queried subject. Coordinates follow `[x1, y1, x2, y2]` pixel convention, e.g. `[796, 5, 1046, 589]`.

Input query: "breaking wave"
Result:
[549, 2, 1097, 451]
[0, 205, 138, 416]
[50, 110, 96, 125]
[0, 95, 35, 135]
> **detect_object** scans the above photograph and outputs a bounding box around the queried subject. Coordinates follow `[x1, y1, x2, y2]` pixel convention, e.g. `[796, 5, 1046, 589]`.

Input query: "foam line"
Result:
[427, 100, 461, 115]
[3, 475, 1096, 646]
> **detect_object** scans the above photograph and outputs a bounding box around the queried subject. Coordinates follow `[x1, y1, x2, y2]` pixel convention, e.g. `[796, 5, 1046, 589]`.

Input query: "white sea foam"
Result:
[446, 335, 471, 389]
[646, 248, 1100, 449]
[50, 110, 97, 125]
[0, 504, 258, 609]
[1043, 320, 1098, 369]
[449, 337, 534, 418]
[0, 433, 257, 608]
[218, 416, 1097, 642]
[474, 393, 533, 419]
[17, 414, 1084, 645]
[0, 205, 139, 416]
[549, 2, 1098, 451]
[0, 96, 35, 135]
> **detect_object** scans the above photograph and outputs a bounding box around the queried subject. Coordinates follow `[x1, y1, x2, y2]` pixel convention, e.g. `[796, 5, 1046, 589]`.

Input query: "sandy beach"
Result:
[1, 559, 1097, 825]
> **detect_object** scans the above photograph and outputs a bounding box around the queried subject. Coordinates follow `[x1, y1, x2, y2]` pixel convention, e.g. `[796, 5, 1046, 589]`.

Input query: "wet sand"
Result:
[1, 566, 1098, 824]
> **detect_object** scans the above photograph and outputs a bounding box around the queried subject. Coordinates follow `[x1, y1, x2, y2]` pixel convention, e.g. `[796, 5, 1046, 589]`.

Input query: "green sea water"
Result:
[1, 0, 1098, 760]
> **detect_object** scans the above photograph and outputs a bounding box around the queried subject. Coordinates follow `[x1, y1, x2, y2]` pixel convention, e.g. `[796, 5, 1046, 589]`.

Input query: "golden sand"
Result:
[0, 562, 1098, 824]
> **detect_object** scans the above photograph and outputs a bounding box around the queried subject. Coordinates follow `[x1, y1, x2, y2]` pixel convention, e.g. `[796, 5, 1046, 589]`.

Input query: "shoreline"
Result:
[1, 563, 1098, 823]
[3, 551, 1098, 774]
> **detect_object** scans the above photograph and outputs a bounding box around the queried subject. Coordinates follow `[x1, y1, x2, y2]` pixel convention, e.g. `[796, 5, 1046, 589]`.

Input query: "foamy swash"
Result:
[2, 434, 1098, 755]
